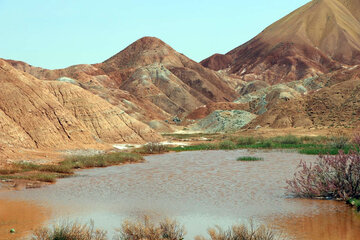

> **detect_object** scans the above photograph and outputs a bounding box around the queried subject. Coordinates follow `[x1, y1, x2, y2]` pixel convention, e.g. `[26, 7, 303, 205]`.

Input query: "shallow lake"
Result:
[1, 150, 360, 239]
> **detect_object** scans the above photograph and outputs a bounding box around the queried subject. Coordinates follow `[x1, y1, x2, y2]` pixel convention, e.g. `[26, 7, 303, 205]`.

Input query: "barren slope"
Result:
[0, 59, 162, 155]
[202, 0, 360, 84]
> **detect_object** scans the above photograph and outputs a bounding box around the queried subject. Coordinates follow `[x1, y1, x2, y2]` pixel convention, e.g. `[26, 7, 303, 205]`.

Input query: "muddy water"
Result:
[1, 150, 360, 239]
[0, 200, 49, 240]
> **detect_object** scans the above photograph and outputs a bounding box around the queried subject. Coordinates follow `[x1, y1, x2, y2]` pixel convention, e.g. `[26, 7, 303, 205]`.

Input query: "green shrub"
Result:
[272, 135, 300, 145]
[236, 137, 256, 146]
[261, 141, 274, 148]
[218, 140, 236, 150]
[329, 135, 349, 149]
[347, 198, 360, 211]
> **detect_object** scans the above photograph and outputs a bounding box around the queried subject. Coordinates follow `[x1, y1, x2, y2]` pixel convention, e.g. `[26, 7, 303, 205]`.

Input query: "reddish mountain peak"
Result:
[119, 36, 171, 54]
[101, 36, 183, 73]
[103, 36, 174, 65]
[131, 36, 168, 47]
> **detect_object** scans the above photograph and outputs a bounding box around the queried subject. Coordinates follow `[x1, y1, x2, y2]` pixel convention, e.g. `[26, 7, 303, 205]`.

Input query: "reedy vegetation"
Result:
[169, 134, 353, 155]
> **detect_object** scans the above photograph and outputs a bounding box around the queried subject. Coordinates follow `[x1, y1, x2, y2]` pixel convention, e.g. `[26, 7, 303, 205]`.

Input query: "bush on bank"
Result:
[287, 132, 360, 200]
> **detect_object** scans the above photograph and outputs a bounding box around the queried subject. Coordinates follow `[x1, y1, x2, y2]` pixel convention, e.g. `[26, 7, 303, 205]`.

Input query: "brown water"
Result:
[0, 200, 49, 240]
[0, 150, 360, 239]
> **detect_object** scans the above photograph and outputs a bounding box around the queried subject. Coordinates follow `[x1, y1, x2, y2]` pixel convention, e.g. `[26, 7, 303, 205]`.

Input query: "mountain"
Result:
[0, 59, 162, 155]
[201, 0, 360, 84]
[7, 37, 239, 122]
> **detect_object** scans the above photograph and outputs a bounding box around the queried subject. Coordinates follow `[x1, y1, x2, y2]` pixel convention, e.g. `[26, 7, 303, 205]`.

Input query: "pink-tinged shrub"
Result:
[287, 150, 360, 200]
[352, 131, 360, 149]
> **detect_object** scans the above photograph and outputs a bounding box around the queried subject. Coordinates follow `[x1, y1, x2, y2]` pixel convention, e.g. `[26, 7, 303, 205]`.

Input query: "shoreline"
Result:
[0, 132, 354, 192]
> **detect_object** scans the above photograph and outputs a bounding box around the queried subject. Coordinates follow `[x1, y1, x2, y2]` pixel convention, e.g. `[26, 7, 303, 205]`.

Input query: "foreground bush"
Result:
[199, 222, 283, 240]
[115, 216, 186, 240]
[32, 221, 107, 240]
[31, 219, 284, 240]
[287, 150, 360, 200]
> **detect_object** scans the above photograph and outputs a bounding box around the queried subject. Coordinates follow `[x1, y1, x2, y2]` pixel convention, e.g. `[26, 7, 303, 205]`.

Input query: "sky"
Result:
[0, 0, 310, 69]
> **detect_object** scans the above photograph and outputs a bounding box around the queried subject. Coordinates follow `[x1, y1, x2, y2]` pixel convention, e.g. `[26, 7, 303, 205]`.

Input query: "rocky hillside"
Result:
[7, 37, 239, 123]
[245, 66, 360, 129]
[0, 59, 162, 155]
[202, 0, 360, 84]
[185, 65, 360, 132]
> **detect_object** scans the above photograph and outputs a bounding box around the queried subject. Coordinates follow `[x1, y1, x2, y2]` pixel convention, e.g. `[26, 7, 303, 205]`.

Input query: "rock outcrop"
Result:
[191, 110, 257, 133]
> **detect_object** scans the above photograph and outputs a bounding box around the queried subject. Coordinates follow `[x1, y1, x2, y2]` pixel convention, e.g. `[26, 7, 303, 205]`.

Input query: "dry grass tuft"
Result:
[32, 220, 107, 240]
[115, 215, 186, 240]
[205, 222, 283, 240]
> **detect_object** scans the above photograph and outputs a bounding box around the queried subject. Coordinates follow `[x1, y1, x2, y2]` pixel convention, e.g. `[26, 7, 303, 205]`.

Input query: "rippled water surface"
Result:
[1, 150, 360, 239]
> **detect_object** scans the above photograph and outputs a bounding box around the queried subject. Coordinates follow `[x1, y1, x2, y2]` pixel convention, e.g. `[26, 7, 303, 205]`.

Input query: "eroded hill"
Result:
[0, 59, 162, 160]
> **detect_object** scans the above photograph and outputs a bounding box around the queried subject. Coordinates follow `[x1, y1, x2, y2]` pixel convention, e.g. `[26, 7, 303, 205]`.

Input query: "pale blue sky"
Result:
[0, 0, 310, 69]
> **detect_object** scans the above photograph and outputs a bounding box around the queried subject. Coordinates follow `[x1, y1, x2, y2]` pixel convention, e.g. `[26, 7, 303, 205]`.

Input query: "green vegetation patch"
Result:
[218, 140, 237, 150]
[61, 152, 144, 169]
[171, 143, 217, 152]
[0, 172, 66, 183]
[347, 198, 360, 211]
[0, 152, 144, 183]
[237, 156, 263, 161]
[169, 135, 353, 155]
